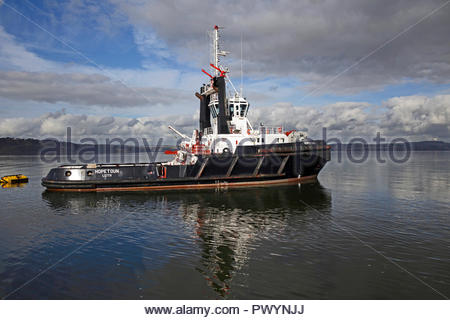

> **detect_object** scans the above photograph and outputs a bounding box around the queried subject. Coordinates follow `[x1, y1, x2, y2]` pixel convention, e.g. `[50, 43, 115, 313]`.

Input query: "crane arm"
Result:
[168, 125, 190, 140]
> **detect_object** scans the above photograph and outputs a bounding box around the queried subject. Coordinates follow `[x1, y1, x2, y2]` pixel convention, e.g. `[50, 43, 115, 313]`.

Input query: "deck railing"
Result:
[259, 126, 284, 135]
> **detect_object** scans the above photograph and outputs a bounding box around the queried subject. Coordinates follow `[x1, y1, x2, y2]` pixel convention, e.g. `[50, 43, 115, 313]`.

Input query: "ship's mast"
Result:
[212, 25, 228, 76]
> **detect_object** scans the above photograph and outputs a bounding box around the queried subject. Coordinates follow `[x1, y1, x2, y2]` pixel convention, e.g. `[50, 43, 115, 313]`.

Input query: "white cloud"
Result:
[1, 94, 448, 142]
[0, 110, 197, 143]
[0, 26, 55, 72]
[250, 101, 377, 140]
[380, 95, 450, 138]
[133, 27, 172, 62]
[249, 95, 449, 141]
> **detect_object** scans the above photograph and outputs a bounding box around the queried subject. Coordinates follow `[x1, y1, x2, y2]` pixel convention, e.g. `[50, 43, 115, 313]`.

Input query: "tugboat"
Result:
[42, 26, 330, 192]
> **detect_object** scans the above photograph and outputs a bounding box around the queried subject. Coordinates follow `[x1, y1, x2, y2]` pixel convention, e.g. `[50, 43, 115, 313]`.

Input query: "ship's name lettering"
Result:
[94, 169, 120, 174]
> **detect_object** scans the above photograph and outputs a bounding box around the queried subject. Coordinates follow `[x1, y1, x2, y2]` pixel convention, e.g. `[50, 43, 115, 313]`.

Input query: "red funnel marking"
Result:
[285, 130, 294, 136]
[210, 64, 227, 77]
[202, 69, 213, 78]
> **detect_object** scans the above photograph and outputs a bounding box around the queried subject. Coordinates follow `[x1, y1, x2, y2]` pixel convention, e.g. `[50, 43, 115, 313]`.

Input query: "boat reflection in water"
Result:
[1, 183, 28, 189]
[42, 182, 331, 298]
[180, 182, 331, 296]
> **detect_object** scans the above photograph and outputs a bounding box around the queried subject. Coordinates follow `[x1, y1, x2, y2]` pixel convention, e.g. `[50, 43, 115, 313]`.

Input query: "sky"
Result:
[0, 0, 449, 143]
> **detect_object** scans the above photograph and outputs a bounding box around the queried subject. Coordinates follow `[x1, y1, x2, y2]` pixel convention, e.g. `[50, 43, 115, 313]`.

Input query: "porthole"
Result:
[65, 171, 72, 177]
[87, 170, 93, 176]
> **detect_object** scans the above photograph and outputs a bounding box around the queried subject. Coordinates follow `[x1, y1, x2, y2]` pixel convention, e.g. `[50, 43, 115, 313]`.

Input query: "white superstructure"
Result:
[168, 26, 308, 164]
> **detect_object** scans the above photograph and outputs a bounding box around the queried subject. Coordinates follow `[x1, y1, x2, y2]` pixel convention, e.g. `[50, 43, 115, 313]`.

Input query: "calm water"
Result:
[0, 152, 449, 299]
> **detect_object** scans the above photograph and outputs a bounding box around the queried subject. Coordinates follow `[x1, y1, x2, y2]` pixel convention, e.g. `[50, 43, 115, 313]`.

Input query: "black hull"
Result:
[42, 142, 330, 192]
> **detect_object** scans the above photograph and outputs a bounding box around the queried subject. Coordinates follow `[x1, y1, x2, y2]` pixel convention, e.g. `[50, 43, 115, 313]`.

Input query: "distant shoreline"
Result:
[329, 141, 450, 151]
[0, 137, 175, 155]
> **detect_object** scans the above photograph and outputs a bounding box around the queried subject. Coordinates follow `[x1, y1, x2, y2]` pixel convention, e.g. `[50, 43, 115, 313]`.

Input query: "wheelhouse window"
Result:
[240, 103, 248, 117]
